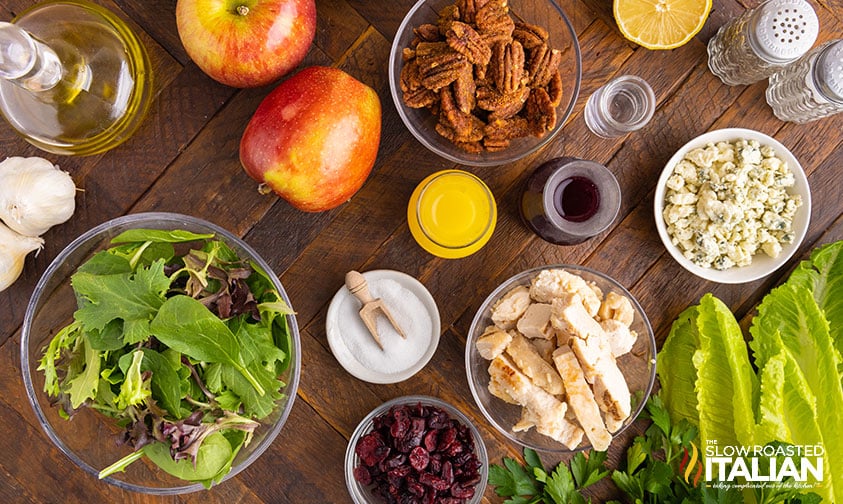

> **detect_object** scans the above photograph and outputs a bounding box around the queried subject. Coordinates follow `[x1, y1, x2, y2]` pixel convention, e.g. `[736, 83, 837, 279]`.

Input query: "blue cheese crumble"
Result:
[662, 139, 802, 270]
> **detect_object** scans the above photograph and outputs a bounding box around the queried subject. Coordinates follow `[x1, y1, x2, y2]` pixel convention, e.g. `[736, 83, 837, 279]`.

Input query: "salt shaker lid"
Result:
[750, 0, 819, 63]
[815, 40, 843, 101]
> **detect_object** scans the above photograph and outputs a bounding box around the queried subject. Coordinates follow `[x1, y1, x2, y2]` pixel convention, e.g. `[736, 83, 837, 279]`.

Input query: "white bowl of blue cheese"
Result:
[654, 128, 811, 284]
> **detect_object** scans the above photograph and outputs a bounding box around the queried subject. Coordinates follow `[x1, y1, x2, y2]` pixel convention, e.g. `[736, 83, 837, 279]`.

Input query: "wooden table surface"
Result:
[1, 0, 841, 502]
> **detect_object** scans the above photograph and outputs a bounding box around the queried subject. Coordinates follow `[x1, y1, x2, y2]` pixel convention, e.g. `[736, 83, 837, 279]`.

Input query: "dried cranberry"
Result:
[423, 429, 439, 452]
[409, 446, 430, 471]
[427, 409, 450, 429]
[451, 483, 475, 499]
[429, 453, 443, 473]
[355, 403, 481, 504]
[353, 466, 372, 485]
[407, 477, 426, 497]
[413, 402, 428, 417]
[446, 441, 464, 457]
[356, 432, 388, 467]
[391, 416, 411, 440]
[388, 465, 412, 488]
[437, 427, 457, 452]
[451, 451, 471, 466]
[441, 460, 454, 484]
[382, 453, 407, 471]
[419, 471, 450, 492]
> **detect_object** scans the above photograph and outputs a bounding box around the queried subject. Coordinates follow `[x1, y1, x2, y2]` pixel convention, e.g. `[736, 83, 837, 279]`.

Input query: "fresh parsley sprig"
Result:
[489, 447, 610, 504]
[489, 395, 823, 504]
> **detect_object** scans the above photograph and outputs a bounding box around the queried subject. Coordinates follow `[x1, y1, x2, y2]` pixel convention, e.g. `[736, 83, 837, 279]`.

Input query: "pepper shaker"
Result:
[707, 0, 819, 86]
[766, 39, 843, 123]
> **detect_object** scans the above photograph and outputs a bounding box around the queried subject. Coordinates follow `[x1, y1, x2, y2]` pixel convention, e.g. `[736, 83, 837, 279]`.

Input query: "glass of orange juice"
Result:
[408, 170, 497, 259]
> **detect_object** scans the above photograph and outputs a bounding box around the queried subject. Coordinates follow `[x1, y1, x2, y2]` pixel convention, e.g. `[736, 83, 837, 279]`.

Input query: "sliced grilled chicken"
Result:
[476, 325, 512, 360]
[505, 332, 565, 395]
[552, 345, 612, 451]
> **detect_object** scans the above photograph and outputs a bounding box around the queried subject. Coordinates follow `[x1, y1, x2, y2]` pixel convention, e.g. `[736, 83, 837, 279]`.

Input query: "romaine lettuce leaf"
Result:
[693, 294, 757, 448]
[751, 285, 843, 502]
[787, 241, 843, 360]
[657, 306, 701, 427]
[757, 351, 829, 502]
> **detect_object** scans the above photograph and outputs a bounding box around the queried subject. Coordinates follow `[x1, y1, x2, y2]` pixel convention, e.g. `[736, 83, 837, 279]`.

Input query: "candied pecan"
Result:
[403, 87, 437, 108]
[415, 41, 451, 58]
[414, 23, 442, 42]
[513, 22, 548, 49]
[438, 4, 461, 34]
[477, 86, 530, 120]
[402, 47, 416, 62]
[456, 0, 489, 24]
[455, 140, 484, 153]
[525, 87, 556, 136]
[528, 43, 562, 88]
[439, 87, 473, 135]
[476, 0, 514, 42]
[484, 117, 531, 141]
[446, 21, 492, 66]
[400, 59, 422, 92]
[491, 40, 526, 93]
[436, 120, 483, 144]
[483, 137, 510, 151]
[452, 66, 476, 114]
[416, 43, 468, 90]
[547, 69, 563, 107]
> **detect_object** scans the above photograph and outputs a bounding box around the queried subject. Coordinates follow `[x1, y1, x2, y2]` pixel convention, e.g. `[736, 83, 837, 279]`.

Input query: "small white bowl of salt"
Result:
[326, 269, 441, 384]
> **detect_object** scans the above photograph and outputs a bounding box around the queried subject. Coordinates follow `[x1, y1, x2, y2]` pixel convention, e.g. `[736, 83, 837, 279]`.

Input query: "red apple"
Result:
[176, 0, 316, 88]
[239, 66, 382, 212]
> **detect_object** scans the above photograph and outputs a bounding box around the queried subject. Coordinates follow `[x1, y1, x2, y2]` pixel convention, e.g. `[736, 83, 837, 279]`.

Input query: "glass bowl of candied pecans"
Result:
[389, 0, 582, 166]
[465, 264, 657, 453]
[345, 395, 488, 503]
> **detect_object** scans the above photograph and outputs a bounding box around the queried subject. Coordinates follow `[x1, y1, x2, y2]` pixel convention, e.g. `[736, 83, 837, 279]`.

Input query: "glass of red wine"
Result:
[519, 157, 621, 245]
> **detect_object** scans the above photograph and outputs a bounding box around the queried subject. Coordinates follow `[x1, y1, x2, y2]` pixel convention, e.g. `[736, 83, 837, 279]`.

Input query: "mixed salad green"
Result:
[38, 229, 294, 487]
[659, 240, 843, 503]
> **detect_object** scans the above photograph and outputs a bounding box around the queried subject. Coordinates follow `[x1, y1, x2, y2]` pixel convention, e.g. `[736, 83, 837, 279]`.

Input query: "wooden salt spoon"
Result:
[345, 270, 406, 349]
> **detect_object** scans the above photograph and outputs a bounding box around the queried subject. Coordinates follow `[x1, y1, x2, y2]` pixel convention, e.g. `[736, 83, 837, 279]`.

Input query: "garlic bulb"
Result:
[0, 220, 44, 292]
[0, 156, 76, 237]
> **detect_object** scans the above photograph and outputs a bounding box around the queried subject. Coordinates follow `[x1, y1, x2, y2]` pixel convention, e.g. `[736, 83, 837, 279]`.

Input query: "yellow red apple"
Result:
[176, 0, 316, 88]
[239, 66, 382, 212]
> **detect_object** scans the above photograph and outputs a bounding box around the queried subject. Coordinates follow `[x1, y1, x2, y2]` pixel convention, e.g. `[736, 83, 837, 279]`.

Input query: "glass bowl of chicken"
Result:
[465, 265, 656, 452]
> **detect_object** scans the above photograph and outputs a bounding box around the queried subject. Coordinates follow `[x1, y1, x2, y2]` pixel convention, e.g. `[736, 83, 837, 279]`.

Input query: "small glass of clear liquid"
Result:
[585, 75, 656, 138]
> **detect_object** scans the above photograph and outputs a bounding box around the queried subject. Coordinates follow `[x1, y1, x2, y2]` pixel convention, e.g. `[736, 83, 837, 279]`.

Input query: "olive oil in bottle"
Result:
[0, 1, 152, 155]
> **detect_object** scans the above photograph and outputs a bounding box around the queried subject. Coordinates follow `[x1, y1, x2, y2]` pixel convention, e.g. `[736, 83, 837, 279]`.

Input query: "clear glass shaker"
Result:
[707, 0, 818, 86]
[766, 39, 843, 123]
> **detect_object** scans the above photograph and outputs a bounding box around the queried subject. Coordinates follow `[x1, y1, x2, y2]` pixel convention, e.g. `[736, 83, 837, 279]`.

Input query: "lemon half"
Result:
[614, 0, 712, 50]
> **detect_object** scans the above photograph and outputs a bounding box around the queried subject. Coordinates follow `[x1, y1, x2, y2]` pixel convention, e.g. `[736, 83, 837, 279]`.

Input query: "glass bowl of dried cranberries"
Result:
[345, 395, 488, 503]
[389, 0, 582, 167]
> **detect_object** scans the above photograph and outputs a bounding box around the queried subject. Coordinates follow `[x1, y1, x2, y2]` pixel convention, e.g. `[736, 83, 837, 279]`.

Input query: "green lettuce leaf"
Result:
[787, 241, 843, 359]
[657, 306, 701, 428]
[150, 295, 265, 396]
[71, 259, 170, 344]
[684, 295, 757, 448]
[66, 336, 101, 409]
[751, 285, 843, 502]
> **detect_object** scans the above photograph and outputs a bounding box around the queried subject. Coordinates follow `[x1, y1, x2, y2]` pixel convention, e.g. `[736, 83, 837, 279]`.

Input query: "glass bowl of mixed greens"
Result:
[20, 212, 300, 494]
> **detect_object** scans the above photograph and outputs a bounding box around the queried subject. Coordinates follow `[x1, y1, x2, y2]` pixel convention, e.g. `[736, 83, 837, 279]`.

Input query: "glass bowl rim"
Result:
[344, 394, 489, 503]
[387, 0, 583, 167]
[464, 263, 657, 453]
[20, 211, 302, 494]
